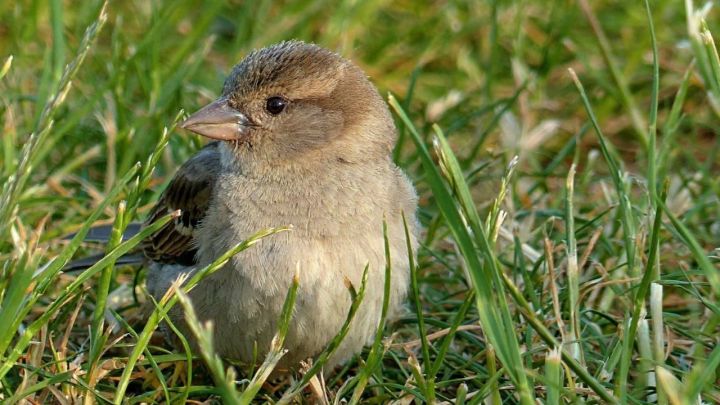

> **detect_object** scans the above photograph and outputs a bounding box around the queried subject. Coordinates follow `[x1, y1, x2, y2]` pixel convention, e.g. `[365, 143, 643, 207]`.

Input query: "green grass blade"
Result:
[565, 164, 583, 364]
[659, 201, 720, 297]
[577, 0, 647, 145]
[0, 208, 172, 381]
[389, 95, 534, 405]
[0, 162, 139, 360]
[0, 1, 108, 239]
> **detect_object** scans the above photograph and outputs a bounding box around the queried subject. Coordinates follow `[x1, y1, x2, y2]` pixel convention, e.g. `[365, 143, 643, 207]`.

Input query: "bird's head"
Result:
[181, 41, 395, 165]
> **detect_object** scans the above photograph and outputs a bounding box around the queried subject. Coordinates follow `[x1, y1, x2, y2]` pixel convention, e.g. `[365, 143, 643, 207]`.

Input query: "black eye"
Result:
[266, 97, 287, 115]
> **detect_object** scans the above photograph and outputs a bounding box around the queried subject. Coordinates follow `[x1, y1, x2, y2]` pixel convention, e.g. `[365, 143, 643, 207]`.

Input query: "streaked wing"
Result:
[143, 142, 221, 265]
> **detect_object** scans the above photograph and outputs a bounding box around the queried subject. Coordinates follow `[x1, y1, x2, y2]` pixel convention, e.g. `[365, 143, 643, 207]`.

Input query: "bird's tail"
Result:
[63, 223, 146, 271]
[63, 252, 146, 271]
[64, 223, 143, 243]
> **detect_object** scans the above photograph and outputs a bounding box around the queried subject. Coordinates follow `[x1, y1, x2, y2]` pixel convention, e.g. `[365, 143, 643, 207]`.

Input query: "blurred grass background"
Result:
[0, 0, 719, 403]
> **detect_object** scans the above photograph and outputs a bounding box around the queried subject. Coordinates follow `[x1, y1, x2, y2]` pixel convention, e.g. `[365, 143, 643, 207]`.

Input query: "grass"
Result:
[1, 0, 719, 403]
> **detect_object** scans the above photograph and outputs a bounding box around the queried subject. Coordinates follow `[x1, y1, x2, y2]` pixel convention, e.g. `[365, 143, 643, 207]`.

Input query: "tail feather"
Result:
[63, 252, 146, 272]
[64, 222, 143, 243]
[62, 222, 146, 272]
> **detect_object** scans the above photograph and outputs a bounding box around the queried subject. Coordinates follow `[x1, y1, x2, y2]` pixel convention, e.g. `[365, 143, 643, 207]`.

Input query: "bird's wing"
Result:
[143, 142, 221, 265]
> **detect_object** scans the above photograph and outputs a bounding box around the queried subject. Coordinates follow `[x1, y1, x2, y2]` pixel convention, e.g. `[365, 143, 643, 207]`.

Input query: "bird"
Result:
[142, 40, 419, 371]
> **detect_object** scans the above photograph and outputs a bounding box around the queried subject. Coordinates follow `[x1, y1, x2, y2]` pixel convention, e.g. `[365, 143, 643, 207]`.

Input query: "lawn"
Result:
[0, 0, 719, 403]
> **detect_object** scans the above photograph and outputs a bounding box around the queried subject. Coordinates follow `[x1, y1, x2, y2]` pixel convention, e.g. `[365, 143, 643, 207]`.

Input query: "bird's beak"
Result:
[180, 98, 251, 141]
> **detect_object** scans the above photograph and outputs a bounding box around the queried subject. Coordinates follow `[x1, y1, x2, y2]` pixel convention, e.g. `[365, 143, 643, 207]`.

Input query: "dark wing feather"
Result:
[143, 142, 221, 265]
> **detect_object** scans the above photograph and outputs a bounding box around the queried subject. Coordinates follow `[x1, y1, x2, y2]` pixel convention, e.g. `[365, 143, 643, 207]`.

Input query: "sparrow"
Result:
[143, 40, 419, 370]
